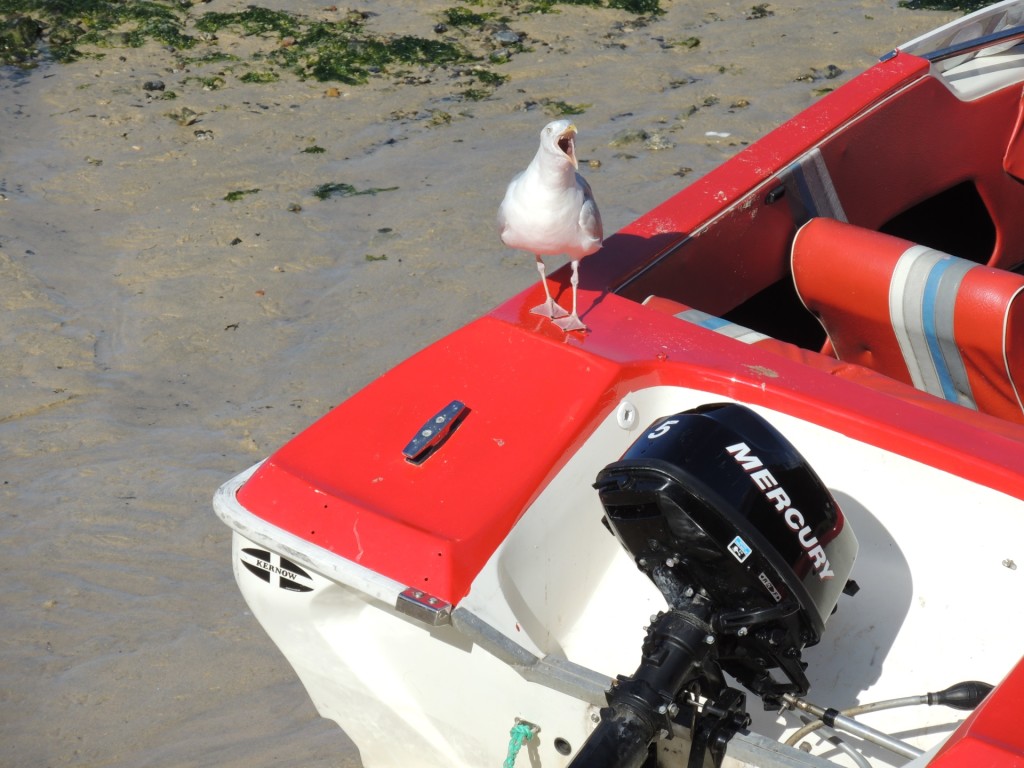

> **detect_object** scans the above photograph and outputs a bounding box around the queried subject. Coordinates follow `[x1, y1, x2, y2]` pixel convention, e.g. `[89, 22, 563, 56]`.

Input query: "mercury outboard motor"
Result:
[571, 403, 859, 768]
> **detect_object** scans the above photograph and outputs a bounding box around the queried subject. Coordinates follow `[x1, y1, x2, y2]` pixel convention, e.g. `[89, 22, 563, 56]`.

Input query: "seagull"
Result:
[498, 119, 603, 332]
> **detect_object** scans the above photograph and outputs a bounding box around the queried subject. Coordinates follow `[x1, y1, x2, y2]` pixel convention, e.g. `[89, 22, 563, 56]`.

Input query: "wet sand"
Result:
[0, 1, 957, 766]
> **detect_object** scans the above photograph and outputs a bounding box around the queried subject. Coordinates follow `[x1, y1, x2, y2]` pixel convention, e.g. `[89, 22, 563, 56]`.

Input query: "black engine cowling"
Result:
[569, 403, 860, 768]
[594, 402, 858, 701]
[571, 404, 859, 768]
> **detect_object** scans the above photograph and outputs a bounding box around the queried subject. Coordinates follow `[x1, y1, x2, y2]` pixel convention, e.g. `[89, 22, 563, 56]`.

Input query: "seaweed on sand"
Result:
[312, 182, 400, 201]
[0, 0, 197, 65]
[1, 0, 669, 72]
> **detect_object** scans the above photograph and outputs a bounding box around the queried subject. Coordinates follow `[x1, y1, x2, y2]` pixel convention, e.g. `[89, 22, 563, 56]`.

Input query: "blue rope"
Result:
[503, 722, 537, 768]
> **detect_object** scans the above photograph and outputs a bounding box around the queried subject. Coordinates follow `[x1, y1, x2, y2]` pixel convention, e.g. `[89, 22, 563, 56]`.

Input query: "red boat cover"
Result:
[792, 218, 1024, 424]
[232, 53, 1024, 606]
[929, 654, 1024, 767]
[1003, 86, 1024, 183]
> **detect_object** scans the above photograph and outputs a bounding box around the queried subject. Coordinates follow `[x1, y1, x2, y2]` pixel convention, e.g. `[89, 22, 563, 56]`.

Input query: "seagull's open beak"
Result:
[558, 124, 578, 169]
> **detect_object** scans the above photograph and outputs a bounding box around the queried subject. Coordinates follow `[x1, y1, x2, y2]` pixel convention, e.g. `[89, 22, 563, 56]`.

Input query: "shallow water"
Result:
[0, 2, 958, 766]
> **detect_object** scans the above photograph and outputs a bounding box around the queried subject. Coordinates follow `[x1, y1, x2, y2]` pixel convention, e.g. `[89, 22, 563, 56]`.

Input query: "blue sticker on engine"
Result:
[728, 536, 752, 563]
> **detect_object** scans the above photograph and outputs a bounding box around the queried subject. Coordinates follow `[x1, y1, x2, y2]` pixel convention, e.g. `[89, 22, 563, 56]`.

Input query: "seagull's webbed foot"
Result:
[554, 313, 587, 332]
[531, 299, 570, 319]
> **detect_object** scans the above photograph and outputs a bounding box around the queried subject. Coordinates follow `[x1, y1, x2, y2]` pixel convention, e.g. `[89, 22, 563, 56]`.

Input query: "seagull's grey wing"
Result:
[576, 173, 604, 246]
[496, 196, 509, 236]
[496, 174, 521, 242]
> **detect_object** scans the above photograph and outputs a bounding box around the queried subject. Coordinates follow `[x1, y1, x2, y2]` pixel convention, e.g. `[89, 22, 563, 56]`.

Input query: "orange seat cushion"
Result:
[792, 218, 1024, 424]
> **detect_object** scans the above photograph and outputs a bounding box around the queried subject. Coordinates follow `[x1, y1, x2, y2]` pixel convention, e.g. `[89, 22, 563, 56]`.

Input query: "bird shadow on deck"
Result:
[551, 230, 691, 324]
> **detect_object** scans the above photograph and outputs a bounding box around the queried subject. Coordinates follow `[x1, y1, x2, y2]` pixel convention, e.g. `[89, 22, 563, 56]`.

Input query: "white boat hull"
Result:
[217, 386, 1024, 767]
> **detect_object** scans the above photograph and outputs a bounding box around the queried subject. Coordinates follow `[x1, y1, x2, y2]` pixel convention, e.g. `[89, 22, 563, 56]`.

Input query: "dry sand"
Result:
[1, 1, 957, 766]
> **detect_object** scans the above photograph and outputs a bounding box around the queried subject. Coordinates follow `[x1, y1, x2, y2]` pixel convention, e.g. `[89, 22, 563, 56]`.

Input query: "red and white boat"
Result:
[214, 3, 1024, 766]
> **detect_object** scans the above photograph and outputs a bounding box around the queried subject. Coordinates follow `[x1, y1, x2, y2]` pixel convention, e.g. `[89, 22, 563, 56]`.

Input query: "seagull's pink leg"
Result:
[554, 260, 586, 332]
[530, 256, 569, 319]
